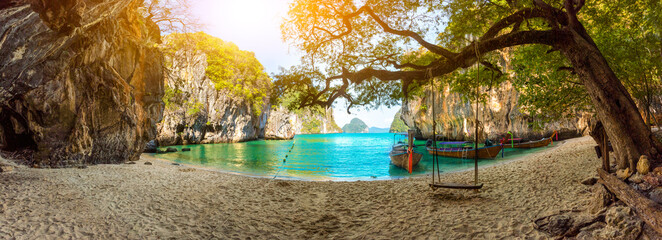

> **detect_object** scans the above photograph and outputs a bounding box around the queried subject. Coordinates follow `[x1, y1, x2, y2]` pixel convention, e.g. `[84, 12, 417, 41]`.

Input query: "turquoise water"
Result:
[152, 133, 551, 181]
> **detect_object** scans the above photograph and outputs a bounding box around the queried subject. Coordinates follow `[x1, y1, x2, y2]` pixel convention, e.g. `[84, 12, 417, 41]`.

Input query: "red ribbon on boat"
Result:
[407, 147, 413, 174]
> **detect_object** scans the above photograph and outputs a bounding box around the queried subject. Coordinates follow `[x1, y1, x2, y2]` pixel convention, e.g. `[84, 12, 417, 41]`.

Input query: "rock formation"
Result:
[157, 50, 265, 146]
[0, 0, 163, 166]
[156, 39, 340, 146]
[263, 106, 341, 140]
[342, 118, 369, 133]
[400, 81, 591, 141]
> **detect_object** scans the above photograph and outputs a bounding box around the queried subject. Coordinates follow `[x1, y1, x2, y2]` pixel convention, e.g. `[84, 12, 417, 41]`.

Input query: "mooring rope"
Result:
[271, 140, 296, 180]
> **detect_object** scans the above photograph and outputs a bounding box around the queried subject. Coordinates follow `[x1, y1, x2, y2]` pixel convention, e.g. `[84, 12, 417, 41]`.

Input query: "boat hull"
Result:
[504, 137, 552, 149]
[390, 151, 423, 169]
[427, 145, 503, 159]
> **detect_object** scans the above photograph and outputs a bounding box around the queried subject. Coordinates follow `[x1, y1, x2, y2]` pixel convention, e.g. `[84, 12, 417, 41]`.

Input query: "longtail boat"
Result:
[502, 137, 552, 148]
[501, 131, 557, 149]
[426, 141, 504, 159]
[390, 131, 422, 172]
[390, 150, 423, 169]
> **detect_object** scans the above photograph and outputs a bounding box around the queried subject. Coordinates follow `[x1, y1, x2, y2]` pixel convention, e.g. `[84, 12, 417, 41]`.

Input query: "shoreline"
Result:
[1, 136, 599, 239]
[145, 138, 568, 183]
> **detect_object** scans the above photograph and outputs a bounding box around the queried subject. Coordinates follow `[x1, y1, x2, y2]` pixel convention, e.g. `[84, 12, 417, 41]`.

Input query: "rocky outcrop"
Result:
[263, 106, 295, 140]
[577, 206, 644, 240]
[263, 106, 341, 140]
[295, 107, 341, 134]
[156, 47, 341, 145]
[0, 1, 163, 166]
[342, 118, 369, 133]
[157, 52, 264, 146]
[401, 81, 591, 141]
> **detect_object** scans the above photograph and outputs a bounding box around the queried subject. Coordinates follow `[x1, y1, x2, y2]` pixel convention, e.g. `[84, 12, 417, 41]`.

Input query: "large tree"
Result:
[277, 0, 662, 170]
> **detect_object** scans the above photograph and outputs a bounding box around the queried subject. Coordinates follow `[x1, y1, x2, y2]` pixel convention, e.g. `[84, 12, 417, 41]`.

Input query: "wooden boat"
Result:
[503, 137, 552, 149]
[427, 144, 503, 159]
[389, 150, 423, 169]
[390, 131, 422, 171]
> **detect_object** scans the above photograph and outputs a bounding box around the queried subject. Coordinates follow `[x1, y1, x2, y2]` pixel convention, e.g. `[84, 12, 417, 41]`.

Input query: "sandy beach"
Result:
[0, 136, 600, 239]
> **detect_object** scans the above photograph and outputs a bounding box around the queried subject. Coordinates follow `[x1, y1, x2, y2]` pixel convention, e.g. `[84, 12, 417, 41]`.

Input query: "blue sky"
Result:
[190, 0, 400, 128]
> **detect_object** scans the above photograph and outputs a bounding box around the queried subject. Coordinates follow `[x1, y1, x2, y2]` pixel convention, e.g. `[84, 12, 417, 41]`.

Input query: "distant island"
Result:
[369, 127, 389, 133]
[342, 118, 369, 133]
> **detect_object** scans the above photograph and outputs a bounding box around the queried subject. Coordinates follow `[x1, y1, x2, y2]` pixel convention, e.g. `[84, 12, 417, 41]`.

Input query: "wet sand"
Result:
[0, 136, 600, 239]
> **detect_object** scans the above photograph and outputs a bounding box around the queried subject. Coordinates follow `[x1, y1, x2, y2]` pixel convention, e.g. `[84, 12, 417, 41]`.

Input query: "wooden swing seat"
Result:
[430, 183, 483, 190]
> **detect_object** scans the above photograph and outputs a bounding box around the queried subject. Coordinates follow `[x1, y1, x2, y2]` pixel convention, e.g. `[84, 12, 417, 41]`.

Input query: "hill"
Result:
[342, 118, 369, 133]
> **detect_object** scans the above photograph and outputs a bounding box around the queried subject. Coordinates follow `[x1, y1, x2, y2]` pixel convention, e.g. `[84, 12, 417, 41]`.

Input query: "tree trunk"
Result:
[599, 168, 662, 235]
[558, 24, 662, 170]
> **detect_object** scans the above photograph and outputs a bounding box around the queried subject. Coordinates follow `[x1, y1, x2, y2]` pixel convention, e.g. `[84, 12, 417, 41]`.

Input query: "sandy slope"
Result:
[0, 136, 600, 239]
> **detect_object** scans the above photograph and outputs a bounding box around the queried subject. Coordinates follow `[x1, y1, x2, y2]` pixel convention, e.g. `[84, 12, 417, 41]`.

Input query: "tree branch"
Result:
[481, 61, 503, 77]
[312, 6, 457, 60]
[307, 29, 569, 108]
[481, 8, 549, 41]
[362, 7, 456, 60]
[292, 3, 578, 109]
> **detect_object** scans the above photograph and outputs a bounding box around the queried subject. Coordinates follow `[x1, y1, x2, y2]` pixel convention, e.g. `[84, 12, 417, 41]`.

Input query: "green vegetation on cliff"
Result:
[389, 110, 408, 133]
[276, 92, 342, 134]
[164, 32, 271, 115]
[300, 118, 322, 133]
[342, 118, 369, 133]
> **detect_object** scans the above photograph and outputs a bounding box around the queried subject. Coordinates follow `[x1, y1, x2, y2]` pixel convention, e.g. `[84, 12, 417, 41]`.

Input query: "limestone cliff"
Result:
[156, 44, 340, 145]
[401, 81, 591, 141]
[0, 1, 163, 166]
[263, 106, 341, 140]
[157, 52, 265, 145]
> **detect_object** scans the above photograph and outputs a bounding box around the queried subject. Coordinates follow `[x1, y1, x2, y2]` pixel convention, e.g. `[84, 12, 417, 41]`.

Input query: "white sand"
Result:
[0, 136, 600, 239]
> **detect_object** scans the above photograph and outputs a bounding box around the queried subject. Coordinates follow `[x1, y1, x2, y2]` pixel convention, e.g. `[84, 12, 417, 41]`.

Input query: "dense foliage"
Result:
[342, 118, 369, 133]
[277, 92, 341, 133]
[164, 32, 271, 115]
[510, 0, 661, 120]
[389, 109, 409, 133]
[276, 0, 661, 122]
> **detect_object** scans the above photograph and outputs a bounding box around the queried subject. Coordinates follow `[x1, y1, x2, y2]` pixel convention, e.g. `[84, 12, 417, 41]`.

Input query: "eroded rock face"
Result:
[156, 49, 340, 146]
[0, 1, 164, 166]
[401, 82, 591, 141]
[157, 53, 264, 146]
[263, 106, 341, 140]
[264, 107, 296, 140]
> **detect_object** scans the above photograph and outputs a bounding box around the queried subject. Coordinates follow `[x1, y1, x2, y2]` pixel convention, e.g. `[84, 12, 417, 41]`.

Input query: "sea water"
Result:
[152, 133, 550, 181]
